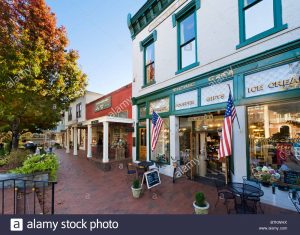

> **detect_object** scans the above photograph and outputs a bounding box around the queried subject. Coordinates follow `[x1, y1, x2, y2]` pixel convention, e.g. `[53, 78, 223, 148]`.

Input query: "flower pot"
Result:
[131, 186, 142, 199]
[193, 201, 209, 214]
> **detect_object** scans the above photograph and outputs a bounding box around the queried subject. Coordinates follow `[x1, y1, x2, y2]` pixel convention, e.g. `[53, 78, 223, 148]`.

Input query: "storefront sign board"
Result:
[175, 89, 198, 111]
[95, 96, 112, 112]
[143, 170, 161, 189]
[201, 80, 233, 106]
[149, 97, 170, 114]
[245, 61, 300, 98]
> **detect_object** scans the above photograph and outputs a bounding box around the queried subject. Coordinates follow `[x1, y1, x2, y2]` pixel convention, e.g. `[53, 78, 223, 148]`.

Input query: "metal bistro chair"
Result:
[126, 163, 137, 183]
[214, 180, 235, 214]
[136, 165, 146, 183]
[242, 176, 264, 214]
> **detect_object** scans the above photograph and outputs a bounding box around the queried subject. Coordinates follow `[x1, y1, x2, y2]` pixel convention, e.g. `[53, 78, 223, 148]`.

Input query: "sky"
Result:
[46, 0, 146, 95]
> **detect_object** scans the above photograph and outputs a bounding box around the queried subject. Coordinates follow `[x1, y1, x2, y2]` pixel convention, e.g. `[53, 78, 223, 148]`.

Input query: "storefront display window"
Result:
[139, 106, 146, 119]
[110, 124, 131, 160]
[248, 101, 300, 187]
[151, 118, 170, 164]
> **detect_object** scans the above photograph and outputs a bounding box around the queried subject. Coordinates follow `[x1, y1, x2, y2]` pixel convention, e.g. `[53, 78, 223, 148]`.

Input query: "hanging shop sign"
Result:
[201, 80, 233, 106]
[148, 0, 188, 32]
[175, 89, 198, 111]
[149, 97, 170, 114]
[245, 61, 300, 98]
[91, 120, 99, 125]
[173, 82, 196, 92]
[188, 114, 214, 122]
[95, 96, 112, 112]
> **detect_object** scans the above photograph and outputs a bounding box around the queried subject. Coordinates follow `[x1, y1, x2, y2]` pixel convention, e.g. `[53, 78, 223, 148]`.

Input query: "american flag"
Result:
[219, 91, 236, 158]
[151, 111, 164, 152]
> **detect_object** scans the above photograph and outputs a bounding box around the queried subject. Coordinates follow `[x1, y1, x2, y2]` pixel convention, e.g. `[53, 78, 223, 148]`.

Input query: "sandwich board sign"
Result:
[142, 170, 161, 189]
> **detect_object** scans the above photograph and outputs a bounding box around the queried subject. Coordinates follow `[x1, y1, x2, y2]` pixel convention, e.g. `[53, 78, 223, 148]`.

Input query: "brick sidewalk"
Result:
[53, 149, 296, 214]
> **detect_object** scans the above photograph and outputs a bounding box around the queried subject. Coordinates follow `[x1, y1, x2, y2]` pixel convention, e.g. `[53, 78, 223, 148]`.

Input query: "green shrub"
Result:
[11, 153, 59, 181]
[4, 150, 31, 168]
[0, 147, 6, 157]
[132, 179, 140, 189]
[195, 192, 206, 207]
[0, 158, 7, 167]
[261, 174, 271, 183]
[53, 143, 62, 149]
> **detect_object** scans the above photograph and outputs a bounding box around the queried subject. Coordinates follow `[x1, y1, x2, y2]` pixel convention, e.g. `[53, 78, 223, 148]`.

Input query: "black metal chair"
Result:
[126, 163, 137, 183]
[242, 176, 264, 214]
[214, 180, 235, 214]
[136, 165, 146, 183]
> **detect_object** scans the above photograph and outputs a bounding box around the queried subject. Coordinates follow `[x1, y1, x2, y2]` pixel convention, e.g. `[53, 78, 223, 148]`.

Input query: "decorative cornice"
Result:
[127, 0, 176, 40]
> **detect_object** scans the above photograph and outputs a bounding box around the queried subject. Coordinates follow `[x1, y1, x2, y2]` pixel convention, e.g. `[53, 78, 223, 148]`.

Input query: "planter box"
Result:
[0, 172, 49, 189]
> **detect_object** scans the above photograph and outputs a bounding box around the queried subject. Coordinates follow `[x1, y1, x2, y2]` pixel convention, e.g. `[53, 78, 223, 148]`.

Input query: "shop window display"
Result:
[110, 124, 130, 160]
[151, 118, 170, 164]
[248, 101, 300, 188]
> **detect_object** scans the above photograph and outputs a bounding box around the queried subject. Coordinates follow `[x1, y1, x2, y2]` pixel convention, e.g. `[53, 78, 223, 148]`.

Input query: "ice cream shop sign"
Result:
[245, 61, 300, 98]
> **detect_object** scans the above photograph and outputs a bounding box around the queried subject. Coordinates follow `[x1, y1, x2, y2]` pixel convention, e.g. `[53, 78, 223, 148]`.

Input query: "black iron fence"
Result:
[0, 178, 56, 215]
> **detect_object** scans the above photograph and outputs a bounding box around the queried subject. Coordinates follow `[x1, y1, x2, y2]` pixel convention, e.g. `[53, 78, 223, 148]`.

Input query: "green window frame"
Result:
[237, 0, 287, 49]
[173, 0, 201, 75]
[140, 30, 157, 88]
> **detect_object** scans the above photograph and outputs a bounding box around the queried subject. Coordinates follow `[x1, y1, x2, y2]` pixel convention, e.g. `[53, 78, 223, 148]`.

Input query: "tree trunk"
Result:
[11, 119, 20, 150]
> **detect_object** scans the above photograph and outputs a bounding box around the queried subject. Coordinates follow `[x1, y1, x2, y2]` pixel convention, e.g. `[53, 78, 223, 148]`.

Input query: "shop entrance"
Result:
[138, 128, 147, 161]
[179, 111, 227, 182]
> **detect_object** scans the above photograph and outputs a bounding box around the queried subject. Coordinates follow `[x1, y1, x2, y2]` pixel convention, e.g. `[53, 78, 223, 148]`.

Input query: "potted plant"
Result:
[261, 173, 272, 187]
[193, 192, 209, 214]
[131, 179, 142, 199]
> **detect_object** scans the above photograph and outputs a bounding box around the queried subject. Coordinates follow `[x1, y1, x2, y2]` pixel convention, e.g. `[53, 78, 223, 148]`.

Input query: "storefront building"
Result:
[128, 0, 300, 210]
[64, 91, 103, 156]
[85, 84, 133, 164]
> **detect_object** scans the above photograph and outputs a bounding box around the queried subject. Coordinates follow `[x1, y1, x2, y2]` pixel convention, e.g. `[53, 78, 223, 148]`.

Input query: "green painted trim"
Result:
[176, 7, 199, 72]
[140, 30, 157, 51]
[142, 80, 156, 89]
[175, 62, 199, 75]
[172, 14, 176, 28]
[141, 31, 157, 87]
[245, 107, 251, 178]
[236, 24, 288, 49]
[133, 38, 300, 105]
[136, 42, 300, 123]
[237, 0, 287, 49]
[132, 97, 138, 106]
[172, 0, 197, 26]
[138, 104, 147, 120]
[195, 0, 201, 10]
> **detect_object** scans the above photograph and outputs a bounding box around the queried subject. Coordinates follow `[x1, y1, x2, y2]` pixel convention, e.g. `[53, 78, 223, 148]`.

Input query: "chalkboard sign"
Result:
[144, 170, 161, 189]
[284, 171, 300, 185]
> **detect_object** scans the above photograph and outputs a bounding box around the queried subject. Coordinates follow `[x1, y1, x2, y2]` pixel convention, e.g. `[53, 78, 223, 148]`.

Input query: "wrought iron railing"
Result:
[0, 178, 57, 215]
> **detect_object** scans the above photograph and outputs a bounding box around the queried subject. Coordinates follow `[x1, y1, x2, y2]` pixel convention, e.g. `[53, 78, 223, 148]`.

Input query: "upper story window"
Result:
[173, 0, 200, 75]
[244, 0, 274, 39]
[140, 30, 157, 88]
[68, 107, 72, 121]
[237, 0, 287, 48]
[145, 41, 155, 85]
[179, 12, 196, 69]
[76, 103, 82, 118]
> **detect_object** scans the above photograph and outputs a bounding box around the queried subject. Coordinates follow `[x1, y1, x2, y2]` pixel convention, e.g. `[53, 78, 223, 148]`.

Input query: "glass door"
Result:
[138, 128, 147, 161]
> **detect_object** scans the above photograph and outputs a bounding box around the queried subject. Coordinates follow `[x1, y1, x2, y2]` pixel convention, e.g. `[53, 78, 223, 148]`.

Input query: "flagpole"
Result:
[227, 84, 241, 130]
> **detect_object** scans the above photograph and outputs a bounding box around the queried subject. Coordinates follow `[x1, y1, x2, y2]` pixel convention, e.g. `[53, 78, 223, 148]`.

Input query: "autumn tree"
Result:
[0, 0, 87, 149]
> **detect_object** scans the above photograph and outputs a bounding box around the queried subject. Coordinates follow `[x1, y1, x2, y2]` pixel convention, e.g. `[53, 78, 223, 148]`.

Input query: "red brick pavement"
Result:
[54, 149, 296, 214]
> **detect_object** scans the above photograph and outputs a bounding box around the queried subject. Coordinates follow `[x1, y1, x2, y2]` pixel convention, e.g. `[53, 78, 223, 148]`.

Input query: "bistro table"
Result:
[227, 182, 264, 214]
[138, 161, 154, 171]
